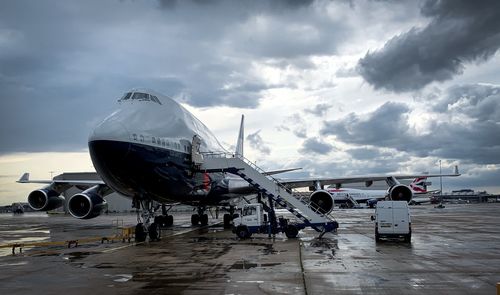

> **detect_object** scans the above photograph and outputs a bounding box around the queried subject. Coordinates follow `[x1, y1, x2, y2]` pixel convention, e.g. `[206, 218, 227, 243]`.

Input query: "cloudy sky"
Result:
[1, 0, 500, 205]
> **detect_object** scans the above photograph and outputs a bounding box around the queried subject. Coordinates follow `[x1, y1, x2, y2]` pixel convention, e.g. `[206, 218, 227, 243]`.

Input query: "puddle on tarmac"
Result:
[308, 238, 339, 258]
[259, 244, 280, 255]
[94, 263, 115, 269]
[64, 251, 94, 261]
[229, 260, 281, 270]
[105, 273, 133, 282]
[0, 261, 29, 267]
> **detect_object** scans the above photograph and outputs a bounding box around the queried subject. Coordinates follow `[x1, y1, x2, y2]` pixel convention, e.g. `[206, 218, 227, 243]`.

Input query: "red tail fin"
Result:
[410, 177, 427, 193]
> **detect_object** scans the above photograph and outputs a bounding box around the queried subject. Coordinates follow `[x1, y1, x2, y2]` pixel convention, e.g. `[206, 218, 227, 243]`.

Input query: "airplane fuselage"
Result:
[327, 188, 385, 203]
[88, 89, 241, 205]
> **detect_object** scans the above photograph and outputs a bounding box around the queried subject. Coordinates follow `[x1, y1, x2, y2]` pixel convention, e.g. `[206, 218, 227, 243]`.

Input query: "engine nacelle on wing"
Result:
[387, 184, 413, 202]
[309, 190, 335, 214]
[27, 188, 64, 211]
[68, 186, 107, 219]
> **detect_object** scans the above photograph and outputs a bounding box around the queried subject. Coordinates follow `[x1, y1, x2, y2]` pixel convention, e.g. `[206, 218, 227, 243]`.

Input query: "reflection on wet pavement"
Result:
[1, 204, 500, 294]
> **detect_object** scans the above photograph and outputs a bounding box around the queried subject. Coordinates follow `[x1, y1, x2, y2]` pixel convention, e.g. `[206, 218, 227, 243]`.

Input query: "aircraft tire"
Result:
[200, 214, 209, 226]
[285, 225, 299, 238]
[236, 225, 250, 239]
[135, 223, 147, 243]
[167, 215, 174, 226]
[223, 214, 231, 228]
[148, 223, 160, 241]
[191, 214, 200, 226]
[154, 216, 166, 228]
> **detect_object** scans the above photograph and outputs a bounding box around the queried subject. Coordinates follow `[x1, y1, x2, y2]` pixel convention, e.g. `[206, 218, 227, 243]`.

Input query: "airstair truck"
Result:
[232, 203, 306, 239]
[371, 201, 411, 243]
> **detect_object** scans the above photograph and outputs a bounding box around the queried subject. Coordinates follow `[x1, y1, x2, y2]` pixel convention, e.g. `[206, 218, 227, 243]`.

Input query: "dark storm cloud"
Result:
[321, 84, 500, 164]
[246, 130, 271, 155]
[432, 84, 500, 121]
[0, 0, 352, 154]
[158, 0, 314, 10]
[321, 101, 411, 147]
[299, 137, 334, 155]
[358, 0, 500, 92]
[156, 0, 349, 60]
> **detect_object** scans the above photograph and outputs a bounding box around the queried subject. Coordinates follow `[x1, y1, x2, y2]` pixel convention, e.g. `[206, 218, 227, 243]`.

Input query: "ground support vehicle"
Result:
[371, 201, 411, 243]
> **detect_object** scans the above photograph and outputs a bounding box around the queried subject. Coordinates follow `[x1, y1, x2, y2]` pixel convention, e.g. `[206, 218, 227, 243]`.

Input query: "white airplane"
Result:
[18, 89, 460, 241]
[326, 176, 447, 207]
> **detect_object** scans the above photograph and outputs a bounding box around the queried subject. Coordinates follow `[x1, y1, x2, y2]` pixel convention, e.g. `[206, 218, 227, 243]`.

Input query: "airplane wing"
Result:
[17, 172, 105, 186]
[263, 168, 301, 176]
[414, 189, 440, 195]
[280, 166, 460, 189]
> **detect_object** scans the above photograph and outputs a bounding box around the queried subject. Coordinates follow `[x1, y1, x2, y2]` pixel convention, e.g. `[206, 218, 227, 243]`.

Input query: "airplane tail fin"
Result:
[17, 173, 30, 183]
[410, 176, 428, 193]
[235, 115, 244, 157]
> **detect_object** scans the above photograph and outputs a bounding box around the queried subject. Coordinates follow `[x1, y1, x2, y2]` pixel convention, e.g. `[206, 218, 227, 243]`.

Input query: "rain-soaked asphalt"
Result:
[1, 203, 500, 294]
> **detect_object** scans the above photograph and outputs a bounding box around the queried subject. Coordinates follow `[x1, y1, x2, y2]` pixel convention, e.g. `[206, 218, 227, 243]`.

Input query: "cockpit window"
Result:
[150, 95, 162, 105]
[132, 92, 150, 101]
[120, 91, 162, 105]
[120, 92, 132, 100]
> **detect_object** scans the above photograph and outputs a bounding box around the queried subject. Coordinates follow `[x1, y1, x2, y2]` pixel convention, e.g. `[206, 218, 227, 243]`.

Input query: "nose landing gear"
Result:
[133, 197, 174, 242]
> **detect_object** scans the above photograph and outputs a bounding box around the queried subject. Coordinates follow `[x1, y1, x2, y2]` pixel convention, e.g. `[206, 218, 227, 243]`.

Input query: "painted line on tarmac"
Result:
[101, 222, 220, 253]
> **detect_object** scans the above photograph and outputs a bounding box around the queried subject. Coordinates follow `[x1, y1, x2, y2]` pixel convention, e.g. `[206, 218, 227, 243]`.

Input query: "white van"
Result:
[371, 201, 411, 243]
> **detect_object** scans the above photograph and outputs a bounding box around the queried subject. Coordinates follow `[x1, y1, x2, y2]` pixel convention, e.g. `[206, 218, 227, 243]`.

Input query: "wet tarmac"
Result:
[1, 203, 500, 294]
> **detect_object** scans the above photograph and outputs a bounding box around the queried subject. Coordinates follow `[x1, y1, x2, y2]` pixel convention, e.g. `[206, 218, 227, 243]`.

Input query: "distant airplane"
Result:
[326, 175, 450, 207]
[18, 89, 460, 241]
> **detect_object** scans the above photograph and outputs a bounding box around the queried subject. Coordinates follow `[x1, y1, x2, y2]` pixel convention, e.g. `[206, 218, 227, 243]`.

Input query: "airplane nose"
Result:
[89, 114, 130, 143]
[88, 115, 131, 164]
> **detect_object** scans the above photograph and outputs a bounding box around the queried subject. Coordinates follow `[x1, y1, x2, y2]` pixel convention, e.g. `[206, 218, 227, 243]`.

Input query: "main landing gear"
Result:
[191, 207, 209, 226]
[133, 197, 174, 243]
[155, 204, 174, 228]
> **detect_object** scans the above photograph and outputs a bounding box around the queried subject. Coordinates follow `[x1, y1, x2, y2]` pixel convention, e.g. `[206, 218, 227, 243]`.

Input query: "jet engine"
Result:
[387, 184, 413, 202]
[309, 190, 335, 214]
[68, 185, 108, 219]
[27, 188, 64, 211]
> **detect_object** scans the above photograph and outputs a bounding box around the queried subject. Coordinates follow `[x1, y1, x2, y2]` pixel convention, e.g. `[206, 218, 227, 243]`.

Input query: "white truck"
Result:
[232, 203, 304, 239]
[371, 201, 411, 243]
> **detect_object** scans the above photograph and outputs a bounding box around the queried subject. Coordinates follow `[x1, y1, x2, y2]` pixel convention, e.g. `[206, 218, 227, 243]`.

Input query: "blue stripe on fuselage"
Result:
[89, 140, 229, 205]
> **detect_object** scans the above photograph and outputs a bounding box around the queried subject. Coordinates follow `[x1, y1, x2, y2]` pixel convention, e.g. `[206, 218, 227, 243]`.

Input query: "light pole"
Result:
[438, 160, 445, 208]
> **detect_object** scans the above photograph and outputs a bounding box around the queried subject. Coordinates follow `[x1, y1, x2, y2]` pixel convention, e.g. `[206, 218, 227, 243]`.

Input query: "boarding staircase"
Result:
[346, 194, 361, 208]
[198, 153, 338, 234]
